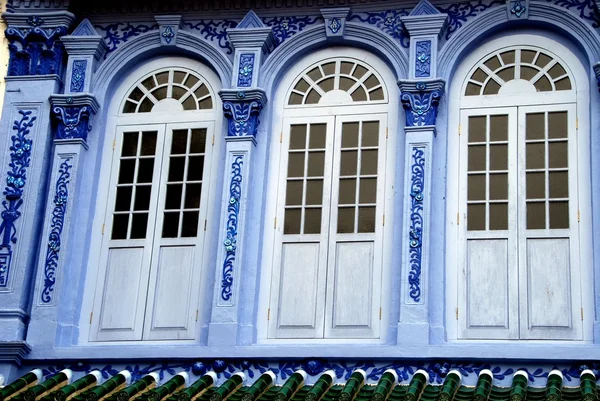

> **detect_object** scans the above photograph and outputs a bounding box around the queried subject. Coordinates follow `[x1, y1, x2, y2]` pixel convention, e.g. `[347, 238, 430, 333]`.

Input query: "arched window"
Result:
[449, 37, 592, 341]
[261, 50, 397, 342]
[89, 59, 220, 342]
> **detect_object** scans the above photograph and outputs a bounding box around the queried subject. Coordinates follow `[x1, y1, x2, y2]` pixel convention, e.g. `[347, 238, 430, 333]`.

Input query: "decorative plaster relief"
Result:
[262, 16, 322, 46]
[36, 359, 598, 386]
[400, 88, 443, 127]
[0, 110, 35, 288]
[40, 158, 72, 304]
[328, 18, 342, 33]
[547, 0, 599, 27]
[408, 147, 425, 303]
[161, 26, 176, 44]
[237, 54, 255, 88]
[52, 105, 92, 141]
[415, 41, 431, 78]
[222, 92, 266, 137]
[70, 60, 87, 93]
[221, 155, 243, 303]
[183, 20, 238, 54]
[95, 23, 158, 54]
[348, 10, 410, 48]
[436, 0, 504, 40]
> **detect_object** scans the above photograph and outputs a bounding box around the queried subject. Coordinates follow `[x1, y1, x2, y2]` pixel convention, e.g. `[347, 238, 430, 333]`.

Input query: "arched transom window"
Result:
[122, 68, 214, 113]
[287, 58, 386, 105]
[452, 41, 591, 342]
[90, 61, 219, 343]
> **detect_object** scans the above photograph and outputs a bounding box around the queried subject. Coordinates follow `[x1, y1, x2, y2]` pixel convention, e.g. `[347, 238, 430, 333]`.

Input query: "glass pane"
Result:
[309, 124, 326, 149]
[185, 75, 199, 88]
[305, 180, 323, 205]
[123, 101, 137, 114]
[351, 86, 367, 102]
[153, 87, 168, 101]
[290, 125, 307, 150]
[141, 76, 155, 90]
[520, 66, 539, 81]
[182, 96, 197, 111]
[340, 62, 353, 75]
[173, 71, 186, 84]
[339, 77, 354, 92]
[194, 84, 209, 99]
[171, 130, 188, 154]
[483, 80, 501, 95]
[526, 113, 545, 140]
[361, 150, 378, 175]
[467, 174, 486, 201]
[130, 213, 149, 239]
[465, 83, 481, 96]
[187, 156, 204, 180]
[489, 173, 508, 200]
[111, 214, 129, 240]
[318, 77, 334, 92]
[468, 116, 486, 143]
[156, 72, 169, 84]
[337, 207, 355, 233]
[472, 68, 488, 83]
[133, 186, 151, 211]
[165, 184, 183, 210]
[535, 53, 552, 68]
[549, 171, 568, 198]
[362, 121, 379, 147]
[118, 160, 136, 184]
[305, 89, 321, 104]
[342, 122, 359, 148]
[500, 51, 515, 64]
[527, 202, 546, 229]
[549, 201, 569, 229]
[307, 152, 325, 177]
[304, 208, 322, 234]
[359, 178, 377, 203]
[294, 78, 310, 92]
[307, 67, 322, 81]
[137, 159, 154, 183]
[190, 129, 207, 153]
[489, 144, 507, 170]
[287, 153, 305, 178]
[122, 132, 139, 156]
[288, 93, 303, 105]
[555, 77, 572, 91]
[168, 157, 185, 181]
[162, 212, 180, 238]
[548, 63, 567, 80]
[468, 146, 486, 171]
[284, 209, 301, 234]
[184, 183, 202, 209]
[364, 75, 379, 89]
[526, 143, 545, 169]
[526, 172, 545, 199]
[489, 203, 508, 230]
[199, 98, 213, 109]
[497, 67, 515, 82]
[172, 86, 186, 100]
[352, 65, 368, 79]
[521, 50, 536, 64]
[138, 98, 154, 113]
[115, 186, 133, 212]
[484, 56, 501, 71]
[140, 131, 157, 156]
[181, 211, 199, 237]
[285, 181, 303, 206]
[358, 207, 376, 233]
[340, 151, 358, 176]
[339, 178, 356, 204]
[370, 88, 384, 101]
[467, 204, 485, 231]
[549, 142, 568, 168]
[534, 75, 552, 92]
[490, 115, 508, 142]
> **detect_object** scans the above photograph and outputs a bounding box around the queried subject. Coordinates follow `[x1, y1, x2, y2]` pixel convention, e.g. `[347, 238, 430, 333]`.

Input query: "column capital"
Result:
[3, 11, 75, 77]
[398, 79, 445, 129]
[50, 94, 100, 142]
[220, 89, 267, 139]
[593, 63, 600, 92]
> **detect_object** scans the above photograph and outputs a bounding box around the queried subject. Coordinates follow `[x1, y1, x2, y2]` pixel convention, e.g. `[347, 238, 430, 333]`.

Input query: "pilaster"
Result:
[0, 10, 74, 364]
[397, 0, 447, 345]
[208, 10, 272, 346]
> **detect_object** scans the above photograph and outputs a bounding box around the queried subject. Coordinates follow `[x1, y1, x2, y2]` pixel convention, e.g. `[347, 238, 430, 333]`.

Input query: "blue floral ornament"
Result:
[303, 360, 324, 376]
[212, 360, 227, 373]
[192, 362, 207, 376]
[329, 18, 342, 33]
[511, 0, 526, 17]
[162, 26, 175, 43]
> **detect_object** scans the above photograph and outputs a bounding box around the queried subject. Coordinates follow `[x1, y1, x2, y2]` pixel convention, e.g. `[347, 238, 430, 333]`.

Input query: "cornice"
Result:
[0, 341, 31, 366]
[50, 93, 100, 113]
[2, 10, 74, 28]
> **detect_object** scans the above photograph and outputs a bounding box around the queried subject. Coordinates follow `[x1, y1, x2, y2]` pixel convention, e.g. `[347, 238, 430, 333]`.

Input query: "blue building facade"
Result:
[1, 0, 600, 392]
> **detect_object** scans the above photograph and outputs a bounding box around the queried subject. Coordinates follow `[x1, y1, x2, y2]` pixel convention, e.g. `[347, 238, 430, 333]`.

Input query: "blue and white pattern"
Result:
[222, 99, 264, 137]
[263, 16, 322, 46]
[40, 158, 72, 304]
[347, 10, 410, 48]
[511, 0, 527, 17]
[408, 148, 425, 303]
[237, 54, 255, 88]
[5, 24, 68, 76]
[0, 111, 35, 288]
[549, 0, 599, 27]
[183, 20, 238, 54]
[34, 359, 600, 386]
[70, 60, 87, 93]
[95, 23, 158, 54]
[328, 18, 342, 33]
[400, 89, 444, 127]
[161, 26, 176, 44]
[437, 0, 505, 40]
[221, 155, 243, 303]
[415, 41, 431, 78]
[52, 105, 92, 141]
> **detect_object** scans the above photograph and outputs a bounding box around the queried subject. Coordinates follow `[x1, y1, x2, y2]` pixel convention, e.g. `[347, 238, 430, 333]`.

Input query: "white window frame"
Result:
[446, 34, 593, 342]
[79, 57, 222, 344]
[257, 48, 399, 344]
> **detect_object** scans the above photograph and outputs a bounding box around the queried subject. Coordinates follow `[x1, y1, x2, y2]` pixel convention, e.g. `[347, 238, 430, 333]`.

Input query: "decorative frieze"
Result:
[399, 80, 445, 128]
[0, 111, 36, 288]
[237, 54, 255, 88]
[50, 95, 100, 141]
[408, 147, 425, 303]
[348, 10, 410, 48]
[221, 155, 243, 302]
[415, 41, 432, 78]
[4, 12, 74, 76]
[69, 60, 87, 93]
[221, 90, 267, 138]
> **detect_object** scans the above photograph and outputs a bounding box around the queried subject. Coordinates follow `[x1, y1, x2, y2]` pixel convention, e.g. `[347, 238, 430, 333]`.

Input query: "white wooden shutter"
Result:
[91, 125, 166, 341]
[143, 123, 214, 340]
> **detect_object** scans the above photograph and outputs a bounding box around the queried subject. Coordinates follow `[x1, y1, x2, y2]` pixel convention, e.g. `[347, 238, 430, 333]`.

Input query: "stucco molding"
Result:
[260, 22, 408, 94]
[0, 341, 31, 366]
[594, 63, 600, 92]
[438, 1, 600, 79]
[91, 29, 233, 96]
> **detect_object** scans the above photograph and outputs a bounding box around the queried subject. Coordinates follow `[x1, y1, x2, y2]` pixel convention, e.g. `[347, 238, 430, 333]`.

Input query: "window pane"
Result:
[122, 132, 139, 156]
[548, 112, 567, 139]
[340, 151, 358, 176]
[171, 130, 188, 154]
[305, 180, 323, 205]
[168, 157, 185, 181]
[361, 150, 378, 175]
[362, 121, 379, 147]
[526, 143, 545, 169]
[489, 144, 507, 170]
[549, 201, 569, 229]
[115, 186, 133, 212]
[111, 214, 129, 240]
[285, 181, 303, 206]
[287, 153, 305, 178]
[140, 131, 157, 156]
[284, 209, 301, 234]
[290, 125, 307, 150]
[304, 208, 322, 234]
[489, 173, 508, 200]
[137, 159, 154, 183]
[549, 172, 568, 199]
[358, 207, 376, 233]
[339, 178, 356, 204]
[467, 204, 485, 231]
[130, 213, 149, 239]
[526, 172, 545, 199]
[468, 145, 486, 171]
[468, 116, 486, 143]
[187, 156, 204, 180]
[548, 63, 566, 80]
[351, 86, 368, 102]
[534, 75, 552, 92]
[305, 89, 320, 104]
[359, 178, 377, 204]
[526, 113, 545, 140]
[342, 122, 359, 148]
[184, 183, 202, 209]
[307, 152, 325, 177]
[318, 77, 334, 92]
[165, 184, 183, 210]
[483, 80, 501, 95]
[181, 211, 199, 237]
[337, 207, 355, 233]
[162, 212, 180, 238]
[497, 66, 514, 82]
[490, 115, 508, 142]
[309, 124, 326, 149]
[489, 203, 508, 230]
[133, 186, 151, 211]
[527, 202, 546, 229]
[484, 55, 501, 71]
[549, 142, 568, 168]
[118, 160, 135, 184]
[467, 174, 486, 201]
[190, 129, 207, 153]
